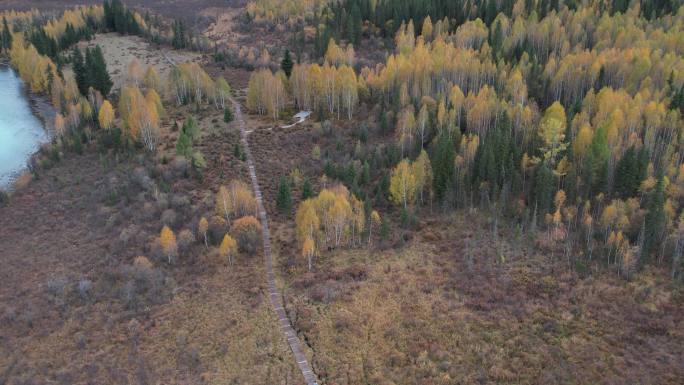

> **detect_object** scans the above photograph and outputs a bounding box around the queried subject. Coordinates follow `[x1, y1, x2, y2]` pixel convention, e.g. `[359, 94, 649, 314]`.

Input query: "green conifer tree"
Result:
[224, 105, 234, 123]
[531, 162, 554, 215]
[432, 133, 456, 203]
[1, 17, 11, 52]
[276, 177, 292, 215]
[301, 178, 313, 199]
[92, 46, 113, 96]
[642, 174, 665, 264]
[72, 47, 88, 95]
[280, 49, 293, 78]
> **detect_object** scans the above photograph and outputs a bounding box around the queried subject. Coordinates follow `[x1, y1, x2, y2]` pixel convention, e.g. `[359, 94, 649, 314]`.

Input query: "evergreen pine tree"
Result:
[314, 26, 322, 57]
[280, 49, 293, 78]
[172, 20, 186, 49]
[176, 131, 192, 158]
[614, 145, 643, 198]
[642, 174, 666, 264]
[84, 47, 95, 93]
[94, 46, 113, 95]
[380, 111, 389, 134]
[376, 171, 390, 205]
[276, 177, 292, 215]
[301, 178, 313, 199]
[1, 17, 11, 52]
[351, 4, 362, 44]
[72, 47, 88, 95]
[490, 20, 503, 58]
[379, 218, 390, 241]
[224, 106, 234, 123]
[432, 133, 456, 203]
[359, 161, 370, 186]
[583, 126, 610, 197]
[531, 162, 554, 215]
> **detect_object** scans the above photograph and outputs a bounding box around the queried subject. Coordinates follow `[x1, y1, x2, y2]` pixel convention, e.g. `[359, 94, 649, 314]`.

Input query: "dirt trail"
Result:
[162, 51, 318, 384]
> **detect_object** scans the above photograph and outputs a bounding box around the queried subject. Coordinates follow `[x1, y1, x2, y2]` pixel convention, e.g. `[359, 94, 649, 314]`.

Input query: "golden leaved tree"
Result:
[219, 234, 238, 266]
[160, 225, 177, 264]
[215, 180, 257, 223]
[98, 100, 114, 130]
[295, 185, 371, 270]
[389, 159, 417, 208]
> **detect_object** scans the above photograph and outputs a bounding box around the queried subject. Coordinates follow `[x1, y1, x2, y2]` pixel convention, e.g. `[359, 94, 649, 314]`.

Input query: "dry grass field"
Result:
[277, 213, 684, 385]
[76, 33, 200, 91]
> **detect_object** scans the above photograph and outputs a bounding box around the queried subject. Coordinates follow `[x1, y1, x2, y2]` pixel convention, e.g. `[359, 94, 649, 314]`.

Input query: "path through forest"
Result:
[231, 98, 319, 385]
[162, 51, 318, 385]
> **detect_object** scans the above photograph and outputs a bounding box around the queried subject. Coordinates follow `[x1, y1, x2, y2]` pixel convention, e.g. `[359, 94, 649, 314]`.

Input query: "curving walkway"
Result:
[231, 98, 318, 385]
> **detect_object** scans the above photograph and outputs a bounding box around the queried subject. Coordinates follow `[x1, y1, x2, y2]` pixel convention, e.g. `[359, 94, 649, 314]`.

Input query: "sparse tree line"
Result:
[1, 1, 187, 65]
[3, 3, 141, 61]
[247, 40, 361, 120]
[244, 0, 328, 24]
[168, 62, 232, 108]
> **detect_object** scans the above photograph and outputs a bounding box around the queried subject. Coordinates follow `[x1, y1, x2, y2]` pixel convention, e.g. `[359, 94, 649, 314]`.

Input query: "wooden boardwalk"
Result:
[161, 52, 316, 384]
[231, 98, 318, 385]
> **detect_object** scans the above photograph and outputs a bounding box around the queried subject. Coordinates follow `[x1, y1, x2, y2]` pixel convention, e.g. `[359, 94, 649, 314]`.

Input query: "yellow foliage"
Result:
[143, 66, 161, 92]
[160, 226, 177, 264]
[539, 101, 567, 164]
[219, 234, 238, 265]
[389, 159, 417, 208]
[98, 100, 115, 130]
[54, 113, 66, 136]
[215, 180, 257, 221]
[133, 256, 153, 270]
[10, 34, 57, 93]
[295, 184, 371, 266]
[246, 68, 287, 120]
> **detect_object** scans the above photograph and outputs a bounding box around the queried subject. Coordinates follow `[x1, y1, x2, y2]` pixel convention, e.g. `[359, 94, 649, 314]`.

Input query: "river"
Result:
[0, 64, 50, 189]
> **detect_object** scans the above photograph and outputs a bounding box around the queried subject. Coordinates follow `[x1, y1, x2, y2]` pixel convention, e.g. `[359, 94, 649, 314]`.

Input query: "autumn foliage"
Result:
[159, 225, 177, 264]
[295, 184, 370, 270]
[247, 40, 360, 120]
[215, 180, 258, 222]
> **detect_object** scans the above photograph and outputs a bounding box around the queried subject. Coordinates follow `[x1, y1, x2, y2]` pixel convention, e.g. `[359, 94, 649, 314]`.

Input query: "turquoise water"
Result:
[0, 65, 49, 189]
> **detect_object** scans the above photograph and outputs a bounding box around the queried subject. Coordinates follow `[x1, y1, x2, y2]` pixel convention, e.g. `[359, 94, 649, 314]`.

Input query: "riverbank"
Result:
[0, 58, 55, 136]
[0, 61, 54, 193]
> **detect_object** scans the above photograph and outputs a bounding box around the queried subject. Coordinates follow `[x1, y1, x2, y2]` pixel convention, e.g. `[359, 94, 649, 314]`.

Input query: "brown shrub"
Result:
[118, 224, 141, 250]
[177, 229, 195, 255]
[148, 238, 164, 262]
[133, 256, 154, 270]
[141, 202, 157, 220]
[170, 156, 189, 178]
[231, 216, 262, 255]
[171, 194, 190, 211]
[160, 209, 178, 227]
[208, 216, 228, 245]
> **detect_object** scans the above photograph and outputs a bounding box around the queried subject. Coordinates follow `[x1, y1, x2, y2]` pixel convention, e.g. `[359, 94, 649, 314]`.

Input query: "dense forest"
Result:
[327, 0, 681, 39]
[243, 0, 684, 279]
